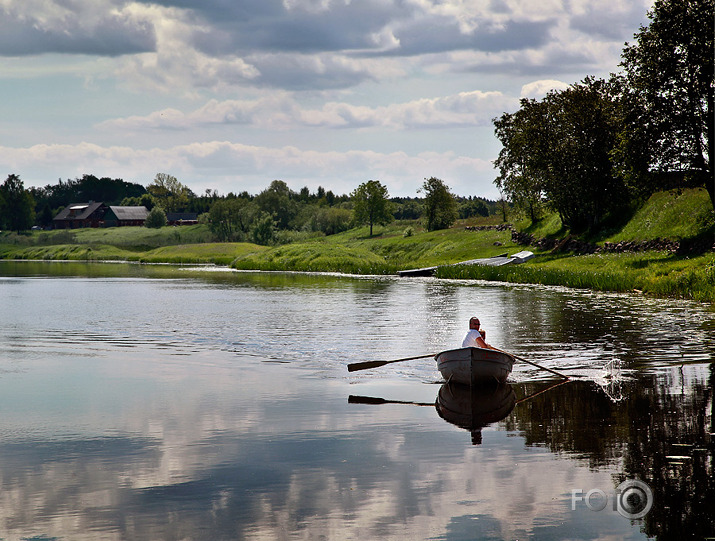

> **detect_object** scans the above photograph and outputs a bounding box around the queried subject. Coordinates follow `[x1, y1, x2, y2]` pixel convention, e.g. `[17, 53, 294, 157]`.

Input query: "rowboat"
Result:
[436, 381, 516, 444]
[434, 346, 515, 385]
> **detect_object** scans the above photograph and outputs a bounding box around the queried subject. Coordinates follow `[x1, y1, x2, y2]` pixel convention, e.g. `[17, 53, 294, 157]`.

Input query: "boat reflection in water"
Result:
[435, 381, 516, 445]
[348, 381, 517, 445]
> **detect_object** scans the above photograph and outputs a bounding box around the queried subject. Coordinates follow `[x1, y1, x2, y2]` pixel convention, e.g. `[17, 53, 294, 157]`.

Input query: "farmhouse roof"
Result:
[108, 206, 149, 220]
[166, 212, 198, 221]
[53, 201, 105, 221]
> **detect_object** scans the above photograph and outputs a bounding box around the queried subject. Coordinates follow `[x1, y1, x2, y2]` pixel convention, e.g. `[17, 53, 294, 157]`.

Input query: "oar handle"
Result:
[347, 353, 435, 372]
[493, 347, 570, 380]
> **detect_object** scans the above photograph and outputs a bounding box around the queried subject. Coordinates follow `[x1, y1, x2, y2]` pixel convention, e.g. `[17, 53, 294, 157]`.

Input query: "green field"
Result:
[232, 223, 519, 274]
[1, 188, 713, 301]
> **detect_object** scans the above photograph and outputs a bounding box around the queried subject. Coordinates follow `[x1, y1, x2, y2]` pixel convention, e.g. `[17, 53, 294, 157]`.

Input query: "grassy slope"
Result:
[606, 188, 714, 241]
[0, 225, 266, 264]
[232, 223, 519, 274]
[440, 188, 715, 301]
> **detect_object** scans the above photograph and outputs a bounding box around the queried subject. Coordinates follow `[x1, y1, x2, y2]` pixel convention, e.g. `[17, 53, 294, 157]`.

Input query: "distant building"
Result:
[166, 212, 199, 226]
[53, 202, 107, 229]
[103, 206, 150, 227]
[53, 203, 149, 228]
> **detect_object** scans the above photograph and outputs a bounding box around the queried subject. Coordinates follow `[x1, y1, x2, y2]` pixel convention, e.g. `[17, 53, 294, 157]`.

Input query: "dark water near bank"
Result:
[0, 261, 712, 540]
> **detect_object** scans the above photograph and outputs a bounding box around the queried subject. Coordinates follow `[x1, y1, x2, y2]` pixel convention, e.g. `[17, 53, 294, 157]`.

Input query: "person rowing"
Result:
[462, 316, 490, 348]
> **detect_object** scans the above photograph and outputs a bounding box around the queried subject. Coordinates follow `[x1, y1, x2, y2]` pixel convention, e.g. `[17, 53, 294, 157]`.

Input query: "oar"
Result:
[348, 395, 433, 406]
[347, 353, 435, 372]
[515, 379, 570, 404]
[496, 348, 570, 380]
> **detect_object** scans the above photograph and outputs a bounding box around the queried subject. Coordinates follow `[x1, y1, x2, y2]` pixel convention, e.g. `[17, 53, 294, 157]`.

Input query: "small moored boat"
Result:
[435, 346, 514, 385]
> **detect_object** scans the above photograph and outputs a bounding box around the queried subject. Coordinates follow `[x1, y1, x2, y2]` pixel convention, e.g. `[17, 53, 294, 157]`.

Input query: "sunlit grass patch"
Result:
[139, 243, 266, 265]
[438, 252, 715, 302]
[606, 188, 713, 242]
[232, 241, 392, 274]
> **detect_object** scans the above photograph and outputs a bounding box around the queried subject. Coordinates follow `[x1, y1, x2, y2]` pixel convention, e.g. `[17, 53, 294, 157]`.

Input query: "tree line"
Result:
[493, 0, 713, 231]
[0, 172, 496, 240]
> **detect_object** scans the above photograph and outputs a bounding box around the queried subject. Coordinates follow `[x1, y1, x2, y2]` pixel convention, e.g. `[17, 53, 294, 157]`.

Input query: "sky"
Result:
[0, 0, 654, 199]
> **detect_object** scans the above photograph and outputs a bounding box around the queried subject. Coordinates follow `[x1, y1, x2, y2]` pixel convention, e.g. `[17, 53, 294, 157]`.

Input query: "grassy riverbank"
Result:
[0, 188, 712, 301]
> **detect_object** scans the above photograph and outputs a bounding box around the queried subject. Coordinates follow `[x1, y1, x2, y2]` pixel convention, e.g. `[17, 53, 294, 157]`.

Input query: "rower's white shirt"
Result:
[462, 329, 484, 348]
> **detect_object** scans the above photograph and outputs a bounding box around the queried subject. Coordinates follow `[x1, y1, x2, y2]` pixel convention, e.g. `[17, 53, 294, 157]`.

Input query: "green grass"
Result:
[438, 252, 715, 302]
[232, 241, 389, 273]
[231, 222, 520, 273]
[516, 212, 567, 239]
[606, 188, 714, 242]
[138, 243, 267, 265]
[2, 224, 215, 249]
[512, 187, 714, 244]
[0, 243, 138, 261]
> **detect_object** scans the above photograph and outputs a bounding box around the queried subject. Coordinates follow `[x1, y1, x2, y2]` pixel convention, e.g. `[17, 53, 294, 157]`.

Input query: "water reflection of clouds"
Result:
[0, 345, 649, 539]
[1, 266, 711, 539]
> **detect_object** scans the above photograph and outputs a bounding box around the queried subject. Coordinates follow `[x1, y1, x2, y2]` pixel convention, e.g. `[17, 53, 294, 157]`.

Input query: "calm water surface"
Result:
[0, 261, 712, 540]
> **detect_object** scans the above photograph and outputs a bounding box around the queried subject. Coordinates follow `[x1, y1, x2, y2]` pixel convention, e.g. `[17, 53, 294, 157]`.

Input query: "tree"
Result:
[308, 206, 352, 235]
[145, 206, 167, 228]
[208, 198, 256, 241]
[619, 0, 714, 207]
[0, 174, 35, 232]
[147, 173, 194, 213]
[493, 98, 549, 222]
[493, 79, 627, 230]
[251, 212, 275, 245]
[458, 198, 490, 219]
[542, 79, 627, 230]
[351, 180, 393, 235]
[254, 180, 299, 230]
[420, 177, 457, 231]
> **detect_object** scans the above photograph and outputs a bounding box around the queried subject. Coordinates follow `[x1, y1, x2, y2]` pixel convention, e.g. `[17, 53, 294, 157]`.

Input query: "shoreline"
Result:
[1, 248, 713, 303]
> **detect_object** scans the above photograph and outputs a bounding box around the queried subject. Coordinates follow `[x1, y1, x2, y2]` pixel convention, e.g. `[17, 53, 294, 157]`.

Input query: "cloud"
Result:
[568, 0, 653, 40]
[163, 0, 415, 55]
[98, 91, 517, 131]
[520, 79, 570, 99]
[370, 17, 556, 57]
[0, 141, 496, 197]
[0, 0, 650, 93]
[0, 1, 156, 57]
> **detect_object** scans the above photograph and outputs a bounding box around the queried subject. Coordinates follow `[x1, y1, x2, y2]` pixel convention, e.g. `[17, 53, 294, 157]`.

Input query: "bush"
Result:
[251, 213, 275, 245]
[145, 207, 167, 229]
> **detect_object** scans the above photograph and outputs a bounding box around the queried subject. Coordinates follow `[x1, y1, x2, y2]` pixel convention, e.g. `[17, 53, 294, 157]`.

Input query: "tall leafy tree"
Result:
[351, 180, 392, 236]
[147, 173, 194, 213]
[619, 0, 714, 206]
[493, 79, 626, 230]
[543, 79, 627, 230]
[493, 98, 550, 222]
[254, 180, 299, 230]
[0, 174, 35, 232]
[208, 198, 257, 241]
[421, 177, 457, 231]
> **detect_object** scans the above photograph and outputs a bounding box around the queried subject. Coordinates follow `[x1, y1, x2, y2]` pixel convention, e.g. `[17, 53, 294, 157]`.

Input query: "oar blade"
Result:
[348, 395, 388, 404]
[347, 353, 436, 373]
[347, 360, 388, 372]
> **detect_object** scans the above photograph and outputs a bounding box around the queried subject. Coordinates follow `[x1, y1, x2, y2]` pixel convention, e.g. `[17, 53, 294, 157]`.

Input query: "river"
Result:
[0, 260, 712, 540]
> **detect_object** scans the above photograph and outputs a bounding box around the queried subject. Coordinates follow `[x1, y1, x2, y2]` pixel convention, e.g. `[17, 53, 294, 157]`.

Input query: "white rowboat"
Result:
[435, 347, 515, 385]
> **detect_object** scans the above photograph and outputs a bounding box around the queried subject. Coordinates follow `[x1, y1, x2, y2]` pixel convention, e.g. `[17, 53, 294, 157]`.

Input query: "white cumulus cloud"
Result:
[0, 141, 496, 197]
[520, 79, 570, 99]
[99, 90, 517, 131]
